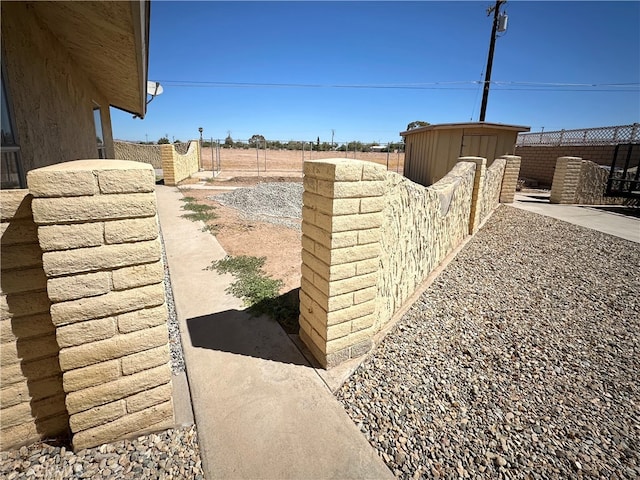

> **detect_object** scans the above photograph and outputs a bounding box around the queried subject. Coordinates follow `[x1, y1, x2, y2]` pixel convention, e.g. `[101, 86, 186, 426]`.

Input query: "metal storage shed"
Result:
[400, 122, 530, 186]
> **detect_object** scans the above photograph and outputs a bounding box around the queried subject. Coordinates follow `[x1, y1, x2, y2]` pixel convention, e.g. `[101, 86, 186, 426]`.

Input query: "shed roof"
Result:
[30, 1, 150, 118]
[400, 122, 530, 137]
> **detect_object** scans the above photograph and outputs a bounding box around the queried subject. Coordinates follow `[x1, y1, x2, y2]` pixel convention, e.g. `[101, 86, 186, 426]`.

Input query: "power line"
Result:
[156, 79, 639, 92]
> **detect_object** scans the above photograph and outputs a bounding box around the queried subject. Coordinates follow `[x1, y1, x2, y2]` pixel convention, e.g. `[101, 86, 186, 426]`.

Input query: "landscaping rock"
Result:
[337, 206, 640, 479]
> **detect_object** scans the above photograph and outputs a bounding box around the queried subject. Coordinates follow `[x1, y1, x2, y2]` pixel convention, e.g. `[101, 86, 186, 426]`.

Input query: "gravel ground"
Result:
[210, 182, 303, 229]
[337, 206, 639, 479]
[0, 426, 203, 480]
[159, 225, 185, 375]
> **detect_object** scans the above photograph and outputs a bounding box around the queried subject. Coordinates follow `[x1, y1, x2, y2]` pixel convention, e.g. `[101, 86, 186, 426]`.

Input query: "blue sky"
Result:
[112, 1, 640, 144]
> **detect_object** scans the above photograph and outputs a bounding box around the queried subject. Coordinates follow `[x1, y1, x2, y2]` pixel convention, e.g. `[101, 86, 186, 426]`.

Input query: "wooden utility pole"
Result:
[479, 0, 505, 122]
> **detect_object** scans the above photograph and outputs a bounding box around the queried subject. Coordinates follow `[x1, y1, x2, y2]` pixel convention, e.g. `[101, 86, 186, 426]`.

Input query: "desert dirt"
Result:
[199, 146, 404, 180]
[178, 177, 303, 295]
[178, 148, 404, 294]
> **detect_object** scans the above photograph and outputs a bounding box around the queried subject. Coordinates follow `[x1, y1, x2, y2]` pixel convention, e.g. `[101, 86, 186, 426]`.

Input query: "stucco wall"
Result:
[162, 141, 200, 186]
[1, 190, 69, 450]
[1, 2, 115, 178]
[114, 142, 163, 169]
[377, 163, 475, 325]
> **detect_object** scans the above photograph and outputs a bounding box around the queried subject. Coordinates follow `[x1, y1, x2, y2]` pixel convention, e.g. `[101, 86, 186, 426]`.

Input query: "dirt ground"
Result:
[177, 148, 402, 298]
[178, 177, 303, 294]
[199, 147, 404, 178]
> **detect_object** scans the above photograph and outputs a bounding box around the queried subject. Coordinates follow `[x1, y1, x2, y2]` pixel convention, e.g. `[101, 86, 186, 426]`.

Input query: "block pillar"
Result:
[27, 160, 174, 451]
[160, 144, 176, 186]
[499, 155, 522, 203]
[550, 156, 583, 204]
[299, 159, 385, 368]
[458, 156, 486, 234]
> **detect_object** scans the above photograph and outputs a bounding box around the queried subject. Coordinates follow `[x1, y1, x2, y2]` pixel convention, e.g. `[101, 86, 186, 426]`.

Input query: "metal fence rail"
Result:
[516, 123, 640, 147]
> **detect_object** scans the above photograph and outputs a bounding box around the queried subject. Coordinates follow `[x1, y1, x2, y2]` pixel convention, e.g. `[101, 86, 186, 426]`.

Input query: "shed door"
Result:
[461, 135, 498, 162]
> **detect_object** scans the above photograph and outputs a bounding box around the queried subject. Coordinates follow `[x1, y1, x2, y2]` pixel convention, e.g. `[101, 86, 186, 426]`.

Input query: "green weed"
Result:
[180, 196, 217, 223]
[208, 255, 299, 332]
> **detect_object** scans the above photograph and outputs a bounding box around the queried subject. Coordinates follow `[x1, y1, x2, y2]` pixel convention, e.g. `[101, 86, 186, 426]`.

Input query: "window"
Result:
[1, 66, 24, 188]
[93, 106, 106, 159]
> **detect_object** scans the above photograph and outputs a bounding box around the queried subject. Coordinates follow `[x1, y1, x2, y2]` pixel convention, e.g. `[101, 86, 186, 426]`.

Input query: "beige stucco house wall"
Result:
[1, 1, 149, 186]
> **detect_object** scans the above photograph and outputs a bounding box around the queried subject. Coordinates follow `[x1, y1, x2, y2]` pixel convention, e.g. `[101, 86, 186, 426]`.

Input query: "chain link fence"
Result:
[199, 138, 405, 176]
[516, 124, 640, 147]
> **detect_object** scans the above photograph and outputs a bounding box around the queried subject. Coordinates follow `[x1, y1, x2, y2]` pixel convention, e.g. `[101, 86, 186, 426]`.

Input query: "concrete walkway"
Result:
[511, 192, 639, 243]
[155, 185, 393, 480]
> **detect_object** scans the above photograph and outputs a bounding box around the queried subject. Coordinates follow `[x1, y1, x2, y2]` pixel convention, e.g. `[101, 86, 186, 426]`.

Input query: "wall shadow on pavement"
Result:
[582, 205, 640, 218]
[186, 307, 309, 367]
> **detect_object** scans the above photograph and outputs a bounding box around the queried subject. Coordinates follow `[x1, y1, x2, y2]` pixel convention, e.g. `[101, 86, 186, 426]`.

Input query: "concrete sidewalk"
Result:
[511, 192, 639, 243]
[155, 185, 393, 480]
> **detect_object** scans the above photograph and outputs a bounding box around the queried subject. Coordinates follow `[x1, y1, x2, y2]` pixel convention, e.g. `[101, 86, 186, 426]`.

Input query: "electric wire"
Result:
[155, 79, 640, 93]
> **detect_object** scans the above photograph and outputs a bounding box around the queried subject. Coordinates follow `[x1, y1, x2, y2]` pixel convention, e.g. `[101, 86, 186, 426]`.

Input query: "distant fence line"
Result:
[202, 139, 405, 154]
[517, 124, 640, 147]
[117, 139, 404, 153]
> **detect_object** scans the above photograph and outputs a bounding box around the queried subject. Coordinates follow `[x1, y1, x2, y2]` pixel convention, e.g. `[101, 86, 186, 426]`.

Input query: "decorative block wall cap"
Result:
[458, 156, 487, 166]
[304, 159, 385, 182]
[28, 160, 153, 174]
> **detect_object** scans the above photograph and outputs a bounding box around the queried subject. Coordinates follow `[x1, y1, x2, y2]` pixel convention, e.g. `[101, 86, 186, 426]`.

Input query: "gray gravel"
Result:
[159, 225, 185, 375]
[0, 426, 203, 480]
[210, 182, 303, 229]
[337, 206, 640, 479]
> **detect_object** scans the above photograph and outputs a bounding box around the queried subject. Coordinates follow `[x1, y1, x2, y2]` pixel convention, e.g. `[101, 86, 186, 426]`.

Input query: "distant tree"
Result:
[406, 120, 430, 131]
[224, 134, 233, 148]
[173, 139, 181, 144]
[249, 134, 266, 147]
[316, 136, 320, 147]
[157, 137, 170, 144]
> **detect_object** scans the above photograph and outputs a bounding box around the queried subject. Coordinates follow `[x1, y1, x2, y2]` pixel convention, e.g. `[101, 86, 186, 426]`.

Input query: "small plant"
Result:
[208, 255, 299, 332]
[180, 196, 217, 223]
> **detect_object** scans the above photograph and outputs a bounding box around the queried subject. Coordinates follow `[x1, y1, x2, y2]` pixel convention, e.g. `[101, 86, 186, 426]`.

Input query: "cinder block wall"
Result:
[479, 158, 506, 225]
[515, 145, 639, 187]
[299, 160, 386, 368]
[25, 160, 174, 451]
[161, 141, 200, 186]
[378, 162, 475, 326]
[114, 142, 163, 169]
[1, 190, 69, 450]
[550, 157, 627, 205]
[299, 156, 521, 368]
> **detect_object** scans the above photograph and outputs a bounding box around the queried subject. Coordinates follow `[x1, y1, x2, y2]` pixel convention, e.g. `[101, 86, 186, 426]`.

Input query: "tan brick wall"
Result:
[25, 160, 174, 451]
[114, 142, 163, 169]
[458, 157, 486, 234]
[0, 190, 69, 450]
[299, 160, 385, 368]
[550, 157, 583, 204]
[480, 158, 506, 223]
[515, 145, 639, 187]
[300, 156, 522, 369]
[574, 160, 628, 205]
[550, 157, 627, 205]
[161, 141, 200, 186]
[500, 155, 522, 203]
